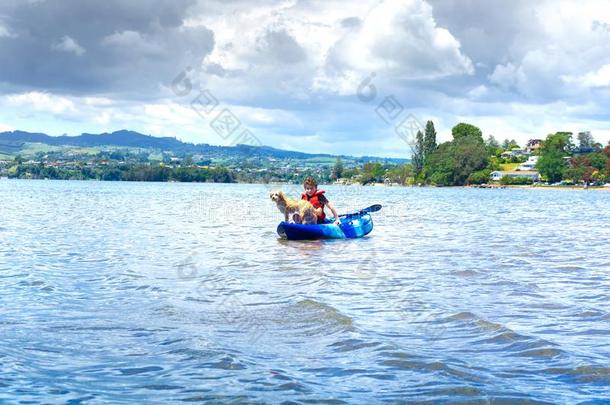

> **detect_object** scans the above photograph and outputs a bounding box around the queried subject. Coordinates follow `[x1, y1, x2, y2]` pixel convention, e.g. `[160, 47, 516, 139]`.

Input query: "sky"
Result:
[1, 0, 610, 158]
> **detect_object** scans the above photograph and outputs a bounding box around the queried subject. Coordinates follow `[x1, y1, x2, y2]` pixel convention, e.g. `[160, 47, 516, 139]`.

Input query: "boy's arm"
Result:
[326, 201, 341, 225]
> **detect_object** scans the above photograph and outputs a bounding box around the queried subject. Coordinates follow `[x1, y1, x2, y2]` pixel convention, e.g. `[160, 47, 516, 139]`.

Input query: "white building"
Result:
[501, 148, 529, 158]
[516, 156, 539, 171]
[490, 171, 540, 182]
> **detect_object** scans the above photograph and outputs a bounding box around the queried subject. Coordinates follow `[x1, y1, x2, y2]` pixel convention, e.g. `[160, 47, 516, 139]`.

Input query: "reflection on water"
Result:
[1, 180, 609, 403]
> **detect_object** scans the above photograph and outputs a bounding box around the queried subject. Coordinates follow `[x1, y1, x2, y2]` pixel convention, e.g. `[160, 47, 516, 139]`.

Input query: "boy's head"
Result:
[303, 176, 318, 196]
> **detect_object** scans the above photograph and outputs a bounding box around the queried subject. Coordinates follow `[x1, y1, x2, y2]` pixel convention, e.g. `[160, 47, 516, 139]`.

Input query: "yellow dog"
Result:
[270, 190, 317, 224]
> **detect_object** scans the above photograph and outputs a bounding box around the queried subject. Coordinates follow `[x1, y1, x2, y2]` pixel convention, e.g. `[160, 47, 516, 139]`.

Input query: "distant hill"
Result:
[0, 129, 409, 164]
[0, 130, 185, 150]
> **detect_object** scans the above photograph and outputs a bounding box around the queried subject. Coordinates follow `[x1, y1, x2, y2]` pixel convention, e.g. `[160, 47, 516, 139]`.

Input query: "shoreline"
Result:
[468, 184, 610, 191]
[333, 180, 610, 191]
[341, 181, 610, 191]
[3, 177, 610, 190]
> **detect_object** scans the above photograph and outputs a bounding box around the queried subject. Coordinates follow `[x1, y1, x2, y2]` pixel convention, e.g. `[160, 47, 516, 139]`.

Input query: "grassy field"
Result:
[148, 152, 164, 161]
[500, 163, 520, 171]
[304, 157, 336, 164]
[6, 143, 154, 158]
[19, 143, 62, 156]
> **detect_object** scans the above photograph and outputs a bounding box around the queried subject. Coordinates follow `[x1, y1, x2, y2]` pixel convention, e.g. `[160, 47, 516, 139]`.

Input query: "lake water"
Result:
[1, 180, 609, 403]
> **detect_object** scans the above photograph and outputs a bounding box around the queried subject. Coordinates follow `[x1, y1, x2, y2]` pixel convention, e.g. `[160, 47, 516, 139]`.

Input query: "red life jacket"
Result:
[302, 189, 326, 222]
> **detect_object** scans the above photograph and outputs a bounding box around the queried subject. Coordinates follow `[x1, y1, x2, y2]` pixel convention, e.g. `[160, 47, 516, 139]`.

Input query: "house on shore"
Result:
[490, 170, 540, 182]
[525, 139, 543, 154]
[572, 146, 597, 155]
[501, 148, 528, 158]
[516, 156, 539, 171]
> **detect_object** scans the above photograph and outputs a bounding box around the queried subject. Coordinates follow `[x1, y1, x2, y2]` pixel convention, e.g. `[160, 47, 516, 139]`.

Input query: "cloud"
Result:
[480, 1, 610, 101]
[489, 63, 524, 91]
[324, 0, 473, 82]
[52, 35, 85, 55]
[6, 91, 76, 114]
[255, 28, 307, 65]
[0, 21, 16, 38]
[563, 64, 610, 88]
[183, 0, 475, 115]
[1, 0, 610, 156]
[427, 0, 537, 66]
[0, 0, 213, 97]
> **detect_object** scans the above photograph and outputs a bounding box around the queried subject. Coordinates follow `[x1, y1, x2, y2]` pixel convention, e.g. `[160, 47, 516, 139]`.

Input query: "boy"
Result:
[301, 176, 341, 225]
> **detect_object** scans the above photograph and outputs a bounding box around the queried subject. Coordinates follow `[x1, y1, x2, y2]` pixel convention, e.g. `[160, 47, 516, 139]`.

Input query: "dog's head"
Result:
[269, 190, 285, 203]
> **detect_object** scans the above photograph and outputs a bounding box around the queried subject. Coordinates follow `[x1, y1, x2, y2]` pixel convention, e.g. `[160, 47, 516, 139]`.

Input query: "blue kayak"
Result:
[277, 212, 373, 240]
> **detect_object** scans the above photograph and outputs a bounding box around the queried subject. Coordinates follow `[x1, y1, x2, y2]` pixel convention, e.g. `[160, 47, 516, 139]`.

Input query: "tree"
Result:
[485, 135, 501, 156]
[109, 151, 125, 161]
[553, 132, 575, 151]
[342, 167, 358, 179]
[501, 139, 520, 150]
[451, 135, 489, 185]
[422, 123, 488, 186]
[423, 120, 437, 162]
[360, 162, 385, 184]
[331, 157, 344, 180]
[449, 123, 487, 184]
[500, 138, 520, 150]
[412, 130, 425, 177]
[424, 142, 454, 186]
[423, 139, 488, 186]
[565, 152, 608, 184]
[386, 164, 413, 185]
[452, 123, 483, 141]
[487, 156, 502, 171]
[577, 131, 594, 149]
[536, 132, 572, 183]
[589, 153, 607, 171]
[468, 169, 491, 185]
[101, 168, 122, 181]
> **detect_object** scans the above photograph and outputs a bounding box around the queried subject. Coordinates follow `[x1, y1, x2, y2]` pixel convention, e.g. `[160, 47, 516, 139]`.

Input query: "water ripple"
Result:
[1, 181, 610, 403]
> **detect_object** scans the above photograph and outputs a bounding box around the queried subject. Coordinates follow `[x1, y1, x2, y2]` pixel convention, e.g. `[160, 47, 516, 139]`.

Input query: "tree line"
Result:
[537, 132, 610, 184]
[340, 121, 610, 186]
[5, 125, 610, 186]
[406, 122, 610, 186]
[5, 163, 236, 183]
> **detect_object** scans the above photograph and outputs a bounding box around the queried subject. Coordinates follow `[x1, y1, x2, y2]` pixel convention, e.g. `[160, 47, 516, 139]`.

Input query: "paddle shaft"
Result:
[338, 204, 382, 218]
